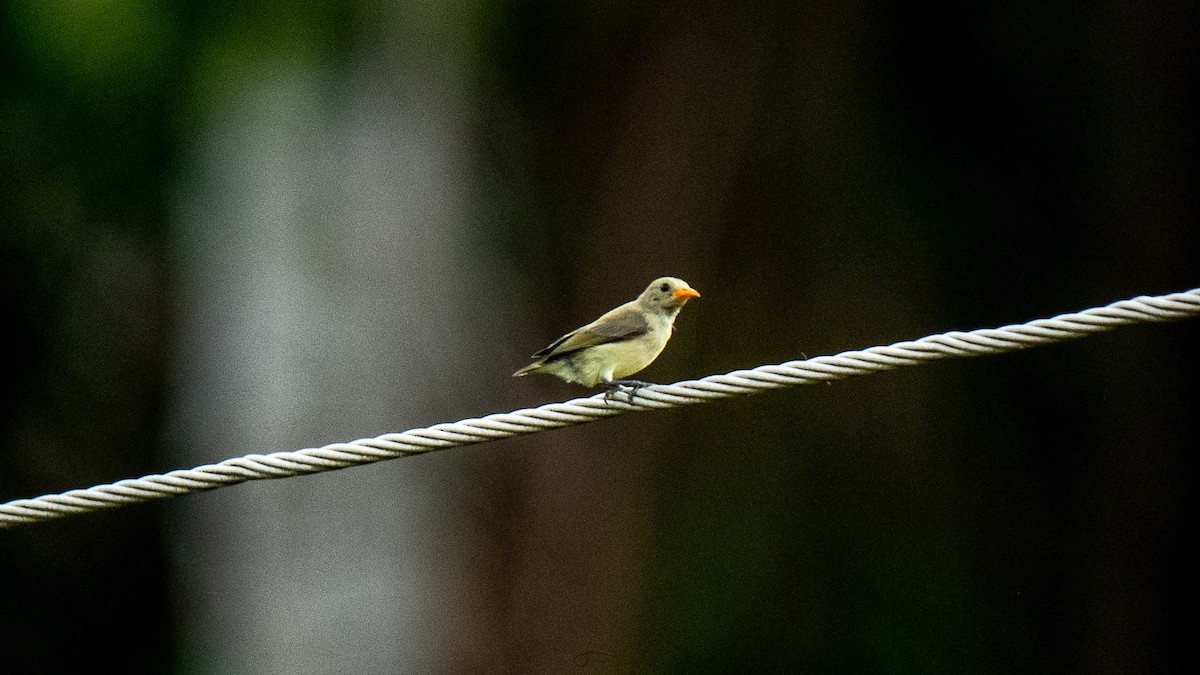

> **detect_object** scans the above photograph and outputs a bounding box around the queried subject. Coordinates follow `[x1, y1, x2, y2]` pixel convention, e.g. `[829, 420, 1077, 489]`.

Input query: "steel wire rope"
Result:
[3, 287, 1198, 528]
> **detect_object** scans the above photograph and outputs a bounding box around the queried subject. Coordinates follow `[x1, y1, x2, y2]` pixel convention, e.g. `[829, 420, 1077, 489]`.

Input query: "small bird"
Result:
[513, 277, 700, 398]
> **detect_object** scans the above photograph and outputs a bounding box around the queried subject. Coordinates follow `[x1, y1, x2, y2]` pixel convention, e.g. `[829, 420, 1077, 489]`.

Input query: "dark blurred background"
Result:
[2, 0, 1197, 672]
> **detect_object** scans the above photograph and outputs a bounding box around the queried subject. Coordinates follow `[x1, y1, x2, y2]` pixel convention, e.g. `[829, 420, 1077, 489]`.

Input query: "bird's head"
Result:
[638, 277, 700, 312]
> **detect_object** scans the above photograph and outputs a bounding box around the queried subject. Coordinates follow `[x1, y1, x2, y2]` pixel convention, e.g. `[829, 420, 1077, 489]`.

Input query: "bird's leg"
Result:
[603, 379, 654, 404]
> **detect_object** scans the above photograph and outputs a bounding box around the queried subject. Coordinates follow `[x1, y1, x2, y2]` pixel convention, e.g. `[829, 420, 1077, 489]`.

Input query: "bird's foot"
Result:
[603, 379, 654, 404]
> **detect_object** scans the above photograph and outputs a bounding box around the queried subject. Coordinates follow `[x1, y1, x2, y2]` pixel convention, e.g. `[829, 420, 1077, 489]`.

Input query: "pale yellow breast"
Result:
[572, 327, 670, 383]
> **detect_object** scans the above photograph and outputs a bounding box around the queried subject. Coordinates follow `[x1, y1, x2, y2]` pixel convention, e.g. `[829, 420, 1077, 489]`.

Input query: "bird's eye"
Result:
[659, 283, 670, 292]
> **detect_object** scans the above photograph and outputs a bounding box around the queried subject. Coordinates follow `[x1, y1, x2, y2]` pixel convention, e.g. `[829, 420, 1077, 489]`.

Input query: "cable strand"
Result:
[3, 287, 1198, 529]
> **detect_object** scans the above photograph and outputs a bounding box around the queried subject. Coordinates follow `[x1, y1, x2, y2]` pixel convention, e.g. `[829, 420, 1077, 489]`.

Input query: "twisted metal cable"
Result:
[3, 287, 1198, 529]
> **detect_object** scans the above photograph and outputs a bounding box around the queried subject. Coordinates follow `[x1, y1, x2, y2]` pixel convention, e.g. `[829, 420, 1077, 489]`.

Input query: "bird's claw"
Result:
[603, 379, 653, 405]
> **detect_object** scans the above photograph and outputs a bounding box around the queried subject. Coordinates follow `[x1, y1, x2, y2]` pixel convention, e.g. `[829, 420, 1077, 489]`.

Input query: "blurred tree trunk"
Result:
[168, 5, 509, 672]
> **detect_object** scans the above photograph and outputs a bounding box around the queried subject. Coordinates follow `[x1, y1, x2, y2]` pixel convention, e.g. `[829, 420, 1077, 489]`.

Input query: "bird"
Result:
[513, 277, 700, 399]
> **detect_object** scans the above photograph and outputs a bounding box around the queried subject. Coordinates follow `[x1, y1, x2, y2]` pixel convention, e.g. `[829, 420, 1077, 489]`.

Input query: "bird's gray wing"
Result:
[532, 309, 650, 358]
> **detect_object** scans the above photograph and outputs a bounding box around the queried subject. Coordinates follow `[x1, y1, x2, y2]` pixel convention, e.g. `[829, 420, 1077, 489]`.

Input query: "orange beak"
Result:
[673, 287, 701, 300]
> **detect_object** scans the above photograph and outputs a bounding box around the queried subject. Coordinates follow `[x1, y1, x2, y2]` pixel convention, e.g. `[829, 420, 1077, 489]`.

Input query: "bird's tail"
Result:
[512, 361, 542, 377]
